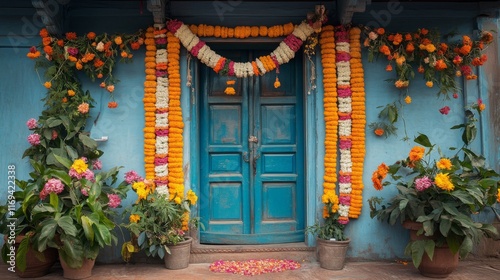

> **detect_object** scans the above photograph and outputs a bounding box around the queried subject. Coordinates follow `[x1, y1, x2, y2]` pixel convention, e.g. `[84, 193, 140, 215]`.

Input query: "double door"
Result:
[199, 49, 304, 244]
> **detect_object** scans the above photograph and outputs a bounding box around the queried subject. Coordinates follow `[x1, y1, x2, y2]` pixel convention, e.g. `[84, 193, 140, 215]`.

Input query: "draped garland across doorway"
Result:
[143, 18, 366, 223]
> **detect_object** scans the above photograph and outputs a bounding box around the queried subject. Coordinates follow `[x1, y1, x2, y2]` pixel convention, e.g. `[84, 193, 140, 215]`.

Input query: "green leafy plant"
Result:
[121, 181, 199, 261]
[368, 106, 500, 268]
[306, 212, 347, 241]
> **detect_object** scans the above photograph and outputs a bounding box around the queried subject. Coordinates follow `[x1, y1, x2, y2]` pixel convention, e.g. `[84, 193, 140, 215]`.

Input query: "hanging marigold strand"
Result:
[166, 32, 184, 202]
[154, 24, 170, 196]
[144, 27, 156, 179]
[348, 27, 366, 218]
[320, 25, 340, 218]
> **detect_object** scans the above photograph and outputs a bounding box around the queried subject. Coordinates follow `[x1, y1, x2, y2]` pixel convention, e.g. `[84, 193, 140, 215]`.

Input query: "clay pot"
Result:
[163, 237, 192, 269]
[316, 238, 350, 270]
[59, 256, 96, 279]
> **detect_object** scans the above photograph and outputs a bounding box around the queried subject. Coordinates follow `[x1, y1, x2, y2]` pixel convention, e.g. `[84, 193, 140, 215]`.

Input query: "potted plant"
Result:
[369, 106, 500, 278]
[121, 177, 199, 270]
[306, 204, 349, 270]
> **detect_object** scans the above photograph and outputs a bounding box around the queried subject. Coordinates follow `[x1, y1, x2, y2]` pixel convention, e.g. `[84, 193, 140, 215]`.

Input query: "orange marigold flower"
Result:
[426, 81, 434, 87]
[436, 158, 452, 170]
[462, 35, 472, 45]
[395, 80, 409, 88]
[479, 103, 486, 111]
[434, 59, 447, 71]
[65, 32, 77, 40]
[405, 96, 412, 104]
[393, 33, 403, 45]
[379, 45, 391, 56]
[374, 128, 385, 136]
[97, 73, 103, 79]
[121, 51, 128, 58]
[106, 85, 115, 93]
[372, 163, 389, 190]
[481, 31, 493, 44]
[406, 43, 415, 53]
[87, 32, 96, 40]
[439, 43, 448, 52]
[130, 41, 141, 50]
[94, 59, 104, 68]
[385, 64, 393, 71]
[425, 44, 436, 53]
[409, 146, 425, 161]
[57, 39, 64, 47]
[395, 55, 406, 66]
[404, 33, 412, 41]
[44, 81, 52, 89]
[420, 28, 429, 35]
[62, 97, 68, 103]
[496, 189, 500, 203]
[114, 36, 123, 45]
[39, 28, 49, 38]
[67, 89, 75, 96]
[377, 28, 385, 35]
[108, 101, 118, 108]
[42, 37, 52, 46]
[100, 82, 106, 88]
[459, 45, 471, 55]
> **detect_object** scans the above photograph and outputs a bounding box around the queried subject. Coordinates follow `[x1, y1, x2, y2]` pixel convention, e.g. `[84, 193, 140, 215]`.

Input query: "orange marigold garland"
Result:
[320, 25, 340, 218]
[166, 32, 184, 202]
[144, 27, 156, 179]
[348, 27, 366, 218]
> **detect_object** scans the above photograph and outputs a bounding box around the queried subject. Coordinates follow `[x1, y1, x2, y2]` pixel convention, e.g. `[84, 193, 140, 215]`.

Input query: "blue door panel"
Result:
[200, 49, 304, 244]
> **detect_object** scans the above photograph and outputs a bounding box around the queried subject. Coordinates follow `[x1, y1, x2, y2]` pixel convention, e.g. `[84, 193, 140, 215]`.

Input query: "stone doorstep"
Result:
[190, 243, 316, 263]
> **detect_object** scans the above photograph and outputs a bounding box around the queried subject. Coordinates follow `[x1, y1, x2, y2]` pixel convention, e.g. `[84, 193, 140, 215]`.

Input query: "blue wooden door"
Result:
[200, 49, 304, 244]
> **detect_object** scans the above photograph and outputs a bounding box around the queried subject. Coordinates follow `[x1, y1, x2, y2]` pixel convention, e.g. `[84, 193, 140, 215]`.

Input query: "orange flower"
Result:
[114, 36, 123, 45]
[107, 85, 115, 93]
[108, 101, 118, 108]
[121, 51, 128, 58]
[434, 59, 447, 71]
[420, 28, 429, 35]
[385, 64, 393, 71]
[406, 43, 415, 53]
[86, 32, 96, 40]
[459, 45, 471, 55]
[409, 146, 425, 161]
[97, 73, 103, 79]
[393, 33, 403, 45]
[426, 81, 433, 87]
[65, 32, 77, 40]
[372, 163, 389, 190]
[417, 65, 425, 74]
[376, 28, 385, 35]
[39, 28, 49, 38]
[67, 89, 75, 96]
[94, 59, 104, 68]
[78, 102, 89, 114]
[130, 41, 141, 50]
[379, 45, 391, 56]
[374, 128, 384, 136]
[44, 81, 52, 89]
[404, 33, 412, 41]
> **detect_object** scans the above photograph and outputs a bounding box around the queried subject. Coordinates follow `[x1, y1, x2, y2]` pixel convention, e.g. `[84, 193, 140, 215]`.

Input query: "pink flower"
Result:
[83, 169, 94, 181]
[40, 178, 64, 199]
[439, 106, 450, 115]
[107, 194, 121, 208]
[81, 187, 89, 196]
[26, 118, 38, 129]
[69, 168, 82, 179]
[415, 176, 432, 191]
[339, 175, 351, 184]
[125, 170, 143, 184]
[51, 130, 58, 140]
[338, 218, 349, 225]
[92, 160, 102, 170]
[339, 195, 351, 205]
[453, 93, 458, 99]
[27, 133, 41, 146]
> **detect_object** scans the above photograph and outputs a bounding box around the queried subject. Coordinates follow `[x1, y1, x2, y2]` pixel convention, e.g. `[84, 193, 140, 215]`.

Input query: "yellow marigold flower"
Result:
[132, 181, 144, 191]
[409, 146, 425, 161]
[136, 186, 149, 201]
[174, 196, 182, 204]
[436, 158, 452, 170]
[187, 189, 198, 205]
[129, 214, 140, 223]
[425, 44, 436, 53]
[274, 77, 281, 88]
[71, 159, 88, 174]
[67, 89, 76, 96]
[405, 96, 412, 104]
[434, 173, 454, 191]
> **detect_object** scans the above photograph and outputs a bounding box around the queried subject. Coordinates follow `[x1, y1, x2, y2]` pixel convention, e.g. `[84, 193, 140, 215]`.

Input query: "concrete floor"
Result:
[2, 258, 500, 280]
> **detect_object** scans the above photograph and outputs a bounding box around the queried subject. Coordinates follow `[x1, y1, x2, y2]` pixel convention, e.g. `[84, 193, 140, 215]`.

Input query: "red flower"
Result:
[439, 106, 450, 115]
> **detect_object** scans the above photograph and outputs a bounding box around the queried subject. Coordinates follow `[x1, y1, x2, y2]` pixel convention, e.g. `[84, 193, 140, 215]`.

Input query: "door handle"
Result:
[253, 153, 260, 175]
[243, 152, 249, 162]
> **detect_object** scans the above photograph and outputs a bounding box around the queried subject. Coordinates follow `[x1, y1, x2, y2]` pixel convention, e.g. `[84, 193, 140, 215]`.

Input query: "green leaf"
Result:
[49, 192, 59, 210]
[450, 190, 474, 204]
[47, 119, 63, 128]
[81, 215, 95, 245]
[414, 134, 433, 148]
[16, 235, 30, 272]
[36, 219, 58, 252]
[53, 154, 73, 169]
[47, 169, 72, 186]
[58, 216, 78, 236]
[58, 236, 83, 269]
[137, 232, 146, 246]
[94, 223, 112, 246]
[79, 133, 97, 150]
[439, 218, 452, 237]
[65, 145, 79, 161]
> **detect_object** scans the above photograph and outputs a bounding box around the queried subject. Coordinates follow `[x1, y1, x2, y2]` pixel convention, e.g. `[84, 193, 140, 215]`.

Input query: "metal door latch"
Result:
[248, 136, 258, 143]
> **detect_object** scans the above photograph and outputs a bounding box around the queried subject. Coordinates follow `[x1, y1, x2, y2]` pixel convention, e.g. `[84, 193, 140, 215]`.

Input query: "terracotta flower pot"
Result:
[403, 221, 459, 278]
[59, 256, 96, 280]
[316, 238, 350, 270]
[3, 235, 57, 278]
[163, 236, 192, 269]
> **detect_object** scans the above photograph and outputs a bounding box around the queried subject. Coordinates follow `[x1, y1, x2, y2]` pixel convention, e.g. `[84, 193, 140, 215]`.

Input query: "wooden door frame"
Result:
[185, 45, 319, 247]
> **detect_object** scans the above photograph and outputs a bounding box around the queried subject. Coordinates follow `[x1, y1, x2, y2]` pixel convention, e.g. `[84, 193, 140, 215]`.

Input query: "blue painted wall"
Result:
[0, 1, 498, 263]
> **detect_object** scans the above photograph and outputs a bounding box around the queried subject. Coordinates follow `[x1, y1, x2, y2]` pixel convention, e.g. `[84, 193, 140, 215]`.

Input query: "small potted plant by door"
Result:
[306, 210, 349, 270]
[121, 179, 198, 269]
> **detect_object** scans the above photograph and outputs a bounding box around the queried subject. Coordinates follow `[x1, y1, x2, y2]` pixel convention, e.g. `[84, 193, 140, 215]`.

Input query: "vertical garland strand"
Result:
[166, 32, 184, 202]
[348, 27, 366, 218]
[143, 27, 157, 179]
[335, 26, 352, 224]
[319, 26, 340, 218]
[154, 25, 170, 195]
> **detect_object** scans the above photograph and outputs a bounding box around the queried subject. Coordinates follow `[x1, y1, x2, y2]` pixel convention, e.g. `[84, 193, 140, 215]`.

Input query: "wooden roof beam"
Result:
[31, 0, 68, 36]
[337, 0, 371, 24]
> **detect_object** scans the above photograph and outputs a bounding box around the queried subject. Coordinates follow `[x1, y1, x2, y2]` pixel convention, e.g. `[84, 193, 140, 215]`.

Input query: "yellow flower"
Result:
[436, 158, 452, 170]
[129, 214, 140, 223]
[434, 173, 454, 191]
[479, 103, 486, 111]
[67, 89, 76, 96]
[274, 77, 281, 88]
[497, 189, 500, 203]
[187, 189, 198, 205]
[132, 181, 144, 191]
[426, 81, 433, 88]
[174, 196, 182, 204]
[425, 44, 436, 53]
[71, 159, 88, 174]
[404, 96, 412, 104]
[136, 186, 149, 201]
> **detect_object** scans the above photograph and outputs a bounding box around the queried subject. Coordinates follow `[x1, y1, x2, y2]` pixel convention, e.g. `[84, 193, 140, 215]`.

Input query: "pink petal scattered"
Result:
[209, 259, 301, 276]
